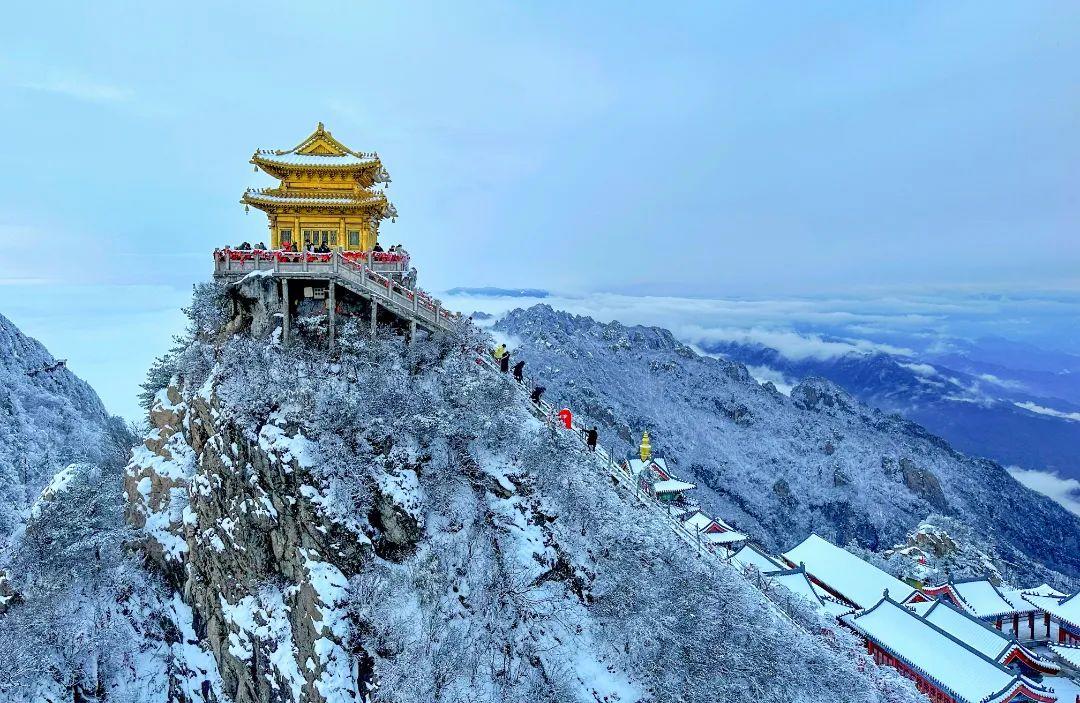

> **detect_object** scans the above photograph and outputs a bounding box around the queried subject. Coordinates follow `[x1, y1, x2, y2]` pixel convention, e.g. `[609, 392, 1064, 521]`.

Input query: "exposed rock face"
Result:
[127, 381, 384, 703]
[898, 457, 949, 513]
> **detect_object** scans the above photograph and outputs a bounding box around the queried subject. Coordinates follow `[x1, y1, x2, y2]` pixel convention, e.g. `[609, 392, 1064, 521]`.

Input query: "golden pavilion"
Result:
[241, 123, 397, 251]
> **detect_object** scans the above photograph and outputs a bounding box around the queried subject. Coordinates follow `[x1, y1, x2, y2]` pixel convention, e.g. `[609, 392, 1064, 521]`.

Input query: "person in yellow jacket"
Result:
[492, 343, 510, 373]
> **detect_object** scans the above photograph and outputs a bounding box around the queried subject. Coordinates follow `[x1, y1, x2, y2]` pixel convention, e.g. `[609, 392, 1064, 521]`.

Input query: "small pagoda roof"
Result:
[251, 123, 387, 176]
[843, 597, 1054, 703]
[783, 534, 916, 609]
[652, 478, 695, 495]
[241, 187, 396, 218]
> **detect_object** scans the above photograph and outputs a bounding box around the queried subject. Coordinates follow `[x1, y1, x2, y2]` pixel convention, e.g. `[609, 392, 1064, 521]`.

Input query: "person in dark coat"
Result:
[500, 352, 510, 374]
[530, 386, 545, 405]
[585, 427, 598, 451]
[512, 360, 525, 383]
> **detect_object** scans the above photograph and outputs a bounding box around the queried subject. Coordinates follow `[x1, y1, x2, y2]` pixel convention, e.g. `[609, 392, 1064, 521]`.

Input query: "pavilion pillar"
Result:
[370, 301, 378, 337]
[328, 281, 336, 351]
[281, 279, 291, 346]
[1012, 613, 1019, 636]
[1045, 613, 1052, 638]
[995, 618, 1002, 630]
[1029, 612, 1035, 640]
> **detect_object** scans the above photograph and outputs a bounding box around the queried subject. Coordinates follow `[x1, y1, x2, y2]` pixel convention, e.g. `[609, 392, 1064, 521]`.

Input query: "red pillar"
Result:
[995, 617, 1003, 630]
[1029, 612, 1035, 640]
[1012, 613, 1019, 635]
[1046, 613, 1052, 638]
[1059, 626, 1066, 644]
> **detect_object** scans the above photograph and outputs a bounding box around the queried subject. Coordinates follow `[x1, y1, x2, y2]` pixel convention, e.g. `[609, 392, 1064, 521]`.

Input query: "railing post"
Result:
[226, 253, 231, 272]
[332, 250, 339, 274]
[303, 254, 309, 273]
[367, 251, 373, 268]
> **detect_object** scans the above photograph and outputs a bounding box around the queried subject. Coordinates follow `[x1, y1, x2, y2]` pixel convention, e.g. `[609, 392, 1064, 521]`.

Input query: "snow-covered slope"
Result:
[702, 339, 1080, 482]
[119, 280, 923, 703]
[493, 305, 1080, 585]
[0, 312, 129, 544]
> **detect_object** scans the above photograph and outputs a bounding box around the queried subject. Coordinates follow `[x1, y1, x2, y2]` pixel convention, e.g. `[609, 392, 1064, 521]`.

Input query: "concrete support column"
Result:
[370, 301, 378, 337]
[281, 279, 291, 346]
[328, 281, 336, 351]
[408, 319, 417, 345]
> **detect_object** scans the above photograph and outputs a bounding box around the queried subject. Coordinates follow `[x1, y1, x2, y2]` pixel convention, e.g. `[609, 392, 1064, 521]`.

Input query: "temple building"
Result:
[241, 123, 397, 251]
[624, 432, 696, 503]
[216, 125, 457, 344]
[905, 599, 1059, 677]
[912, 577, 1052, 641]
[843, 596, 1057, 703]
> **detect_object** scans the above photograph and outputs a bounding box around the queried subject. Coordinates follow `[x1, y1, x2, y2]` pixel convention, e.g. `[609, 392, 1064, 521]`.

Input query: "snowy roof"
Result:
[681, 511, 715, 532]
[948, 578, 1025, 618]
[1050, 644, 1080, 669]
[699, 530, 747, 545]
[652, 479, 695, 494]
[243, 191, 364, 205]
[1010, 583, 1068, 600]
[844, 598, 1051, 703]
[729, 544, 782, 573]
[1024, 591, 1080, 630]
[763, 567, 855, 619]
[627, 457, 669, 476]
[782, 534, 916, 608]
[914, 599, 1046, 666]
[254, 151, 378, 168]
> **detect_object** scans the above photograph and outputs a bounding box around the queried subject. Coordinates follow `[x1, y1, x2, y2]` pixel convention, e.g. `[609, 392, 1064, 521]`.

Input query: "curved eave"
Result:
[240, 191, 393, 216]
[251, 153, 383, 176]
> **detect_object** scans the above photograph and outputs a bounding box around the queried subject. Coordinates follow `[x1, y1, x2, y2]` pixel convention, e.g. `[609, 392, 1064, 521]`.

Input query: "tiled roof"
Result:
[782, 534, 916, 608]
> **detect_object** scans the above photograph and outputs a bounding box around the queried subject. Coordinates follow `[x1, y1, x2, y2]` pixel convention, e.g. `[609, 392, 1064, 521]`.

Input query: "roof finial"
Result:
[316, 121, 325, 132]
[883, 588, 890, 600]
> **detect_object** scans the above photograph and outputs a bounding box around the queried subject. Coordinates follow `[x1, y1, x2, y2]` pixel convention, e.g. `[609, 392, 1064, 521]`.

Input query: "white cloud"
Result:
[977, 373, 1026, 391]
[1007, 467, 1080, 516]
[744, 365, 795, 395]
[17, 71, 131, 103]
[677, 326, 914, 361]
[1014, 401, 1080, 422]
[898, 362, 938, 377]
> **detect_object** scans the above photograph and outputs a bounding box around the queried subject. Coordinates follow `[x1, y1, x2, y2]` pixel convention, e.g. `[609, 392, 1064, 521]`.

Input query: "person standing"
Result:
[530, 386, 546, 405]
[512, 360, 525, 383]
[557, 408, 573, 429]
[585, 427, 598, 451]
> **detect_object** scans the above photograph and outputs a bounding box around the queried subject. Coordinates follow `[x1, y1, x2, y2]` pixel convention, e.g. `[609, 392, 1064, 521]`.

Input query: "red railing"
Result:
[213, 248, 409, 265]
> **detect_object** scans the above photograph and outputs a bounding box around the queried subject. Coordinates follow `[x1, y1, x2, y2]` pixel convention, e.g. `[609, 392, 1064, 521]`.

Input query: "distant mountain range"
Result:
[445, 286, 550, 298]
[700, 337, 1080, 482]
[495, 304, 1080, 584]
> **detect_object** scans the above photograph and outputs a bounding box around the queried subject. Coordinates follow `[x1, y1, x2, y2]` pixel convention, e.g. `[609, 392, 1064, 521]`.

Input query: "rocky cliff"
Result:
[122, 281, 923, 703]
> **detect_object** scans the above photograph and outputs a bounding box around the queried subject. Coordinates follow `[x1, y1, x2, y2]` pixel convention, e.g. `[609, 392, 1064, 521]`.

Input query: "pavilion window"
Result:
[330, 231, 338, 246]
[348, 230, 360, 247]
[280, 229, 293, 245]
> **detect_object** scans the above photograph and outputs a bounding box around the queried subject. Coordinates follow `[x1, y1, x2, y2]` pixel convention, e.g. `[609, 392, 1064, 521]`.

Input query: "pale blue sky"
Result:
[1, 2, 1078, 419]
